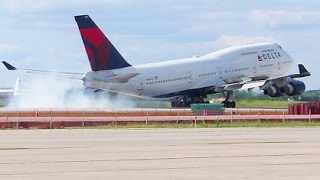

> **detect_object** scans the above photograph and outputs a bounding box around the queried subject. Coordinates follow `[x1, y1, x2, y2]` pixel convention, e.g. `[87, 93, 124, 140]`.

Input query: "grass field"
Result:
[133, 98, 296, 109]
[235, 99, 294, 108]
[88, 121, 320, 129]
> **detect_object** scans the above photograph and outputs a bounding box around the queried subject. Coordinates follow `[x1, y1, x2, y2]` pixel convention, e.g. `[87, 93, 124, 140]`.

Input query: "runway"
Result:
[1, 128, 320, 179]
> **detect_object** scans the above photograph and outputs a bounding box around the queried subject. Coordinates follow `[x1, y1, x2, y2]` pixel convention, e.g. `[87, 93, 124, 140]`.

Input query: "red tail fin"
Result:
[75, 15, 131, 71]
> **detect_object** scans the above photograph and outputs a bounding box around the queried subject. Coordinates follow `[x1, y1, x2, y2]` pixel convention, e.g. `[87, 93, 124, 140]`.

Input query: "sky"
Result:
[0, 0, 319, 90]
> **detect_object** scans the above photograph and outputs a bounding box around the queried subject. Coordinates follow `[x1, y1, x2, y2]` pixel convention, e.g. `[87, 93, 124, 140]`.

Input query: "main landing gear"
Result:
[221, 91, 236, 108]
[171, 96, 209, 108]
[170, 91, 237, 108]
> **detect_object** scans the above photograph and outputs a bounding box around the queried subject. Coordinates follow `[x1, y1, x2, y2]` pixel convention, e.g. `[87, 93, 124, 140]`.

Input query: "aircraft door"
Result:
[138, 82, 144, 96]
[187, 71, 192, 84]
[253, 65, 257, 76]
[277, 60, 281, 70]
[217, 66, 223, 80]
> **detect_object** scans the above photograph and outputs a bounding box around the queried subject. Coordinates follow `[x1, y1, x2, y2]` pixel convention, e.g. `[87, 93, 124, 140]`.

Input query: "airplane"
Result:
[2, 15, 311, 108]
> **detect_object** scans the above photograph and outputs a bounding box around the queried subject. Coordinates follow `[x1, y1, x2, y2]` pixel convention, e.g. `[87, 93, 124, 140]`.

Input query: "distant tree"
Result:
[0, 95, 9, 107]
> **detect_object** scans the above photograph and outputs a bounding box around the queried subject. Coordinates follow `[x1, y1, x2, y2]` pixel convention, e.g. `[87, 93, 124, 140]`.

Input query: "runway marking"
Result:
[206, 141, 298, 145]
[0, 147, 76, 151]
[0, 152, 313, 165]
[2, 161, 320, 177]
[0, 147, 30, 151]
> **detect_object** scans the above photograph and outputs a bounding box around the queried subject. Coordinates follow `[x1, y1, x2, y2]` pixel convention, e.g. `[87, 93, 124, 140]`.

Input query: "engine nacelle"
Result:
[264, 85, 282, 97]
[283, 80, 306, 96]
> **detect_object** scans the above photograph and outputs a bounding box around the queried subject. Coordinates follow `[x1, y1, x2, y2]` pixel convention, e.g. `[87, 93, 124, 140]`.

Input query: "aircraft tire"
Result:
[223, 101, 231, 108]
[171, 101, 176, 108]
[230, 101, 236, 108]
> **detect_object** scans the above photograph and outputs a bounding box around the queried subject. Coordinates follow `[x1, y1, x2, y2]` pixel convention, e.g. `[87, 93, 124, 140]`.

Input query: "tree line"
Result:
[210, 89, 320, 102]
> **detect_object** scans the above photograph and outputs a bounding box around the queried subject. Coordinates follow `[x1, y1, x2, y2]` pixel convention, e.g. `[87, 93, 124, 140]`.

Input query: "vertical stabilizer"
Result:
[75, 15, 131, 71]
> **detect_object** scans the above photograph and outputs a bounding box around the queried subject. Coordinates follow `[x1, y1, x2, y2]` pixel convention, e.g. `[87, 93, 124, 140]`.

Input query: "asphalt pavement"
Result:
[1, 128, 320, 180]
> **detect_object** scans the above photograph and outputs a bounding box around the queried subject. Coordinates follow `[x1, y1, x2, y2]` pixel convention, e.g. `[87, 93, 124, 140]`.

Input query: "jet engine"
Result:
[282, 80, 306, 96]
[264, 85, 282, 97]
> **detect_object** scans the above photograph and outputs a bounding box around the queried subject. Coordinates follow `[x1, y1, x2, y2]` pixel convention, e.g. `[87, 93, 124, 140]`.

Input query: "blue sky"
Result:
[0, 0, 319, 89]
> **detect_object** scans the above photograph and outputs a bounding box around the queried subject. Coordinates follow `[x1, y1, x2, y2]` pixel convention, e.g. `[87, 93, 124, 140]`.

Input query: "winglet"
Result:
[2, 61, 17, 70]
[298, 64, 310, 75]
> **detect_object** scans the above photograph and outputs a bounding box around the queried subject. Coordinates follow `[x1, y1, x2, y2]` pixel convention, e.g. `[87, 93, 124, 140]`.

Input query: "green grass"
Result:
[133, 98, 297, 109]
[235, 99, 294, 108]
[85, 121, 320, 129]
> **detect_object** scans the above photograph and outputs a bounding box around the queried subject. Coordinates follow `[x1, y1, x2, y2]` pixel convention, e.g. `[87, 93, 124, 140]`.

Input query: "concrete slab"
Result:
[1, 128, 320, 180]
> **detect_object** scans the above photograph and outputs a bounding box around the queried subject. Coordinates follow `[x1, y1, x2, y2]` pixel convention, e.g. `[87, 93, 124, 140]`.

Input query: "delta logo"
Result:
[258, 51, 281, 61]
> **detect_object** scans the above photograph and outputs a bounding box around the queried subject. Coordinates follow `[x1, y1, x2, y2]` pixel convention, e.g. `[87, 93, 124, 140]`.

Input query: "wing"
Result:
[215, 64, 310, 92]
[2, 61, 84, 80]
[259, 64, 310, 90]
[2, 61, 140, 83]
[0, 89, 14, 93]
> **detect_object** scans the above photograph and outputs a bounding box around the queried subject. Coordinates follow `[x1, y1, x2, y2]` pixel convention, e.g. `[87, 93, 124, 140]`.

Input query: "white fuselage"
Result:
[83, 42, 293, 99]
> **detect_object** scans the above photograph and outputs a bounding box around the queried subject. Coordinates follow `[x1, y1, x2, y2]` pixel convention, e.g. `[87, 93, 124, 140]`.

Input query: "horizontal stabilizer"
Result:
[2, 61, 84, 80]
[2, 61, 16, 70]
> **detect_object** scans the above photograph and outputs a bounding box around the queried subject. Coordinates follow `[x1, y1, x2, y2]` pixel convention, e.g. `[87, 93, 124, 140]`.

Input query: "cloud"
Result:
[0, 43, 20, 53]
[249, 10, 320, 28]
[1, 0, 132, 13]
[199, 11, 234, 20]
[32, 21, 75, 29]
[214, 35, 277, 47]
[179, 11, 236, 33]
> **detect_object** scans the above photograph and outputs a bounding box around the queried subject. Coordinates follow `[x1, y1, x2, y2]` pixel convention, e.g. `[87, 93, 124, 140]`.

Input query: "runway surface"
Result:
[1, 128, 320, 180]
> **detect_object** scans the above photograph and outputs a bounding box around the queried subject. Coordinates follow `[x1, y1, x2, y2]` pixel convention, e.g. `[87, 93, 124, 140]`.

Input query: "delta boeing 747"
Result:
[2, 15, 311, 108]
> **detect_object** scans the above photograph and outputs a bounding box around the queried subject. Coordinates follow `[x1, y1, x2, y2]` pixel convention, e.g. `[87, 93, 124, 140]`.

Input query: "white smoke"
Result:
[8, 76, 136, 109]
